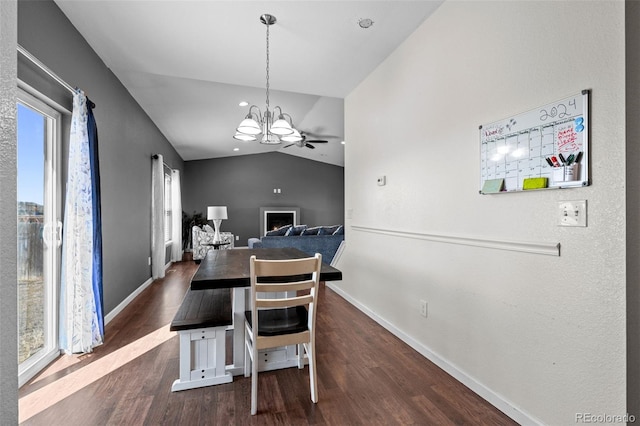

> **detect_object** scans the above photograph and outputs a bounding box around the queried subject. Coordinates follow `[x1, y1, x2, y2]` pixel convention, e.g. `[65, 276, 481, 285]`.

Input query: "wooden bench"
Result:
[170, 288, 233, 391]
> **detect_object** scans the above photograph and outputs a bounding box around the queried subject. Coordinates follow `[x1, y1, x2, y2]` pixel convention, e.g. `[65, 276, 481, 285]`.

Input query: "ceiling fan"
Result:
[283, 131, 334, 150]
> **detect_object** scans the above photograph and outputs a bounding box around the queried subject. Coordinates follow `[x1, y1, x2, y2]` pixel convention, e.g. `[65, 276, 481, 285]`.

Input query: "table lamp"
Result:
[207, 206, 228, 243]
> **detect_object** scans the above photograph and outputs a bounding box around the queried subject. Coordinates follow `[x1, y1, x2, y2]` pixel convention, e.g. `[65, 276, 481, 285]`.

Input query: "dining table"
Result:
[191, 247, 343, 375]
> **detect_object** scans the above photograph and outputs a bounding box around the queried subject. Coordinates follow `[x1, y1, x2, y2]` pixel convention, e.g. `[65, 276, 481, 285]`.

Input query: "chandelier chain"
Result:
[265, 23, 270, 110]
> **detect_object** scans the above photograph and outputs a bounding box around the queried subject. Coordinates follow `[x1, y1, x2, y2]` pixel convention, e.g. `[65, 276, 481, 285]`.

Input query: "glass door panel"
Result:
[17, 89, 62, 387]
[17, 103, 46, 364]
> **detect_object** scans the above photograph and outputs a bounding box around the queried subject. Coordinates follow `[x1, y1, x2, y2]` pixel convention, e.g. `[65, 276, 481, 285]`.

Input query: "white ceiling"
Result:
[54, 0, 443, 166]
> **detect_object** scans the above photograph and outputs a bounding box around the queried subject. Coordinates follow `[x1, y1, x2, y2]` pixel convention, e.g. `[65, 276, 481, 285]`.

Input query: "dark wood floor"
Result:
[19, 260, 517, 425]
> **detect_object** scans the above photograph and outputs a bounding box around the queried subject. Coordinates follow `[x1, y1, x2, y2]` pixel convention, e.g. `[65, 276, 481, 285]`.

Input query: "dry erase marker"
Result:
[551, 156, 560, 167]
[545, 157, 554, 167]
[574, 151, 583, 164]
[559, 153, 566, 164]
[566, 153, 575, 165]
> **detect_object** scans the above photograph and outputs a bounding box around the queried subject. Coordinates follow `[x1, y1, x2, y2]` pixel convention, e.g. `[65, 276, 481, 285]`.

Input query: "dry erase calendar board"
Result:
[479, 90, 590, 194]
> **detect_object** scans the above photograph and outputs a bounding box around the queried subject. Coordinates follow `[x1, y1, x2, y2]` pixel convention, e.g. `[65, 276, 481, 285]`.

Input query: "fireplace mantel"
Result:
[260, 207, 300, 236]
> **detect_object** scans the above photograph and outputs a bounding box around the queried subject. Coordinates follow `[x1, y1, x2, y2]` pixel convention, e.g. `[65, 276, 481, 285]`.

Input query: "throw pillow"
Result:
[301, 226, 321, 236]
[286, 224, 307, 236]
[266, 224, 291, 236]
[318, 225, 341, 235]
[203, 224, 215, 233]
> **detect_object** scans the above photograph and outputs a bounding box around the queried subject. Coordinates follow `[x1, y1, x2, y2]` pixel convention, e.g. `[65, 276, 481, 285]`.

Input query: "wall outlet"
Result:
[420, 300, 428, 318]
[148, 256, 151, 266]
[235, 235, 239, 241]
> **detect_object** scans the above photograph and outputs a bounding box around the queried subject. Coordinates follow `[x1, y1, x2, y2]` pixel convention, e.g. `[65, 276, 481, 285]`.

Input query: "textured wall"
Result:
[183, 152, 344, 245]
[337, 1, 625, 424]
[626, 0, 640, 419]
[0, 0, 18, 421]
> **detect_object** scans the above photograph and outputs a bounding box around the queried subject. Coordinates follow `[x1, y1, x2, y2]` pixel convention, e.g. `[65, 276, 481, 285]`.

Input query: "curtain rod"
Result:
[17, 44, 76, 95]
[152, 154, 174, 171]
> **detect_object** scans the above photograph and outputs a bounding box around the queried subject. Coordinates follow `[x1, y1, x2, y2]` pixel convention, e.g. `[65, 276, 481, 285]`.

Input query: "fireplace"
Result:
[260, 207, 300, 236]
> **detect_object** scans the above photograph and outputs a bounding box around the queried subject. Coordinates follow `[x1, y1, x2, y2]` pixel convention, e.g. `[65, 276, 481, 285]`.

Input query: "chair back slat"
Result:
[256, 280, 315, 294]
[256, 295, 314, 309]
[252, 256, 321, 277]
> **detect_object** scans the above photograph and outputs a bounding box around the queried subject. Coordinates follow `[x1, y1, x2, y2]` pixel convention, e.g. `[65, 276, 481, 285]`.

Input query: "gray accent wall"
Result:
[18, 0, 184, 314]
[183, 152, 344, 246]
[0, 1, 18, 422]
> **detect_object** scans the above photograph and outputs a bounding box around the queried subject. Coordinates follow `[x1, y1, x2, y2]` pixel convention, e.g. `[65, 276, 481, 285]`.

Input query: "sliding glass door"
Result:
[17, 88, 62, 387]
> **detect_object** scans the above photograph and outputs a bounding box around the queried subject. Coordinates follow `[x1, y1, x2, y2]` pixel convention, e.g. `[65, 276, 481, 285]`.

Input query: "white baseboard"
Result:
[105, 263, 176, 325]
[104, 278, 153, 325]
[104, 276, 154, 325]
[326, 282, 542, 426]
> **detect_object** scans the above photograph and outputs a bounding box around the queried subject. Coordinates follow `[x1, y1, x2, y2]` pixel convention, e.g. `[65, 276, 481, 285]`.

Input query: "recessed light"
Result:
[358, 18, 374, 29]
[233, 147, 240, 152]
[239, 101, 249, 107]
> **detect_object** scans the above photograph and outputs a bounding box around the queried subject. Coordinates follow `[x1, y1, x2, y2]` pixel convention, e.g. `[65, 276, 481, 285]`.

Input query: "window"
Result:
[164, 171, 172, 244]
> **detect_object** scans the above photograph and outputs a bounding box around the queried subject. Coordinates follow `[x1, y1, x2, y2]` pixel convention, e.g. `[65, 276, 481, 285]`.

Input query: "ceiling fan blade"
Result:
[305, 143, 316, 149]
[306, 140, 328, 144]
[300, 130, 340, 139]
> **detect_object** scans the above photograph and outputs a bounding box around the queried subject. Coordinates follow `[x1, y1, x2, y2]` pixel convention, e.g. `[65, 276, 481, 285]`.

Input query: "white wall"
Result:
[335, 1, 626, 424]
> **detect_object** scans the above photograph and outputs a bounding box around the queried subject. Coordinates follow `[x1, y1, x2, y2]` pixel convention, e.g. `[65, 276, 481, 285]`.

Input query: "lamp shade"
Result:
[233, 132, 257, 141]
[280, 128, 303, 143]
[270, 118, 294, 135]
[207, 206, 228, 220]
[237, 118, 262, 135]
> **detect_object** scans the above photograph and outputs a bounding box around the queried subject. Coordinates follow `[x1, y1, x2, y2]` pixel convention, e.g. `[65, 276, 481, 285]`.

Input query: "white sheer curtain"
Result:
[170, 169, 182, 262]
[59, 90, 103, 354]
[151, 154, 165, 279]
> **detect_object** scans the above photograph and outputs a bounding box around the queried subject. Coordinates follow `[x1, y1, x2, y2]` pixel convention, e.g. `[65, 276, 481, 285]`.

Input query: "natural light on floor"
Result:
[19, 323, 174, 423]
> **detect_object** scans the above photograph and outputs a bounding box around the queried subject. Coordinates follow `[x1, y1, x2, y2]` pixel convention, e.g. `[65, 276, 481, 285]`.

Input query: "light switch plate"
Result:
[558, 200, 587, 227]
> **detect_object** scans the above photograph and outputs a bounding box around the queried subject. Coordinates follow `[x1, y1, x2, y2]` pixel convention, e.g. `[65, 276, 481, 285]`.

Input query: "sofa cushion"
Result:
[333, 225, 344, 235]
[301, 226, 321, 236]
[203, 224, 215, 233]
[318, 225, 341, 235]
[248, 237, 261, 249]
[286, 224, 307, 236]
[266, 224, 291, 236]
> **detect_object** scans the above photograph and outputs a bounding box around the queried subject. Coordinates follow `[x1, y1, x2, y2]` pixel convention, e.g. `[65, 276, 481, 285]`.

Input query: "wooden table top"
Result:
[191, 247, 343, 290]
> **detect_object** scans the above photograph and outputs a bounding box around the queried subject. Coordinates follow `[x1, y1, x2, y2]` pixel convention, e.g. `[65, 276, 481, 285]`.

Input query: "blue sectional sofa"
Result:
[249, 224, 344, 264]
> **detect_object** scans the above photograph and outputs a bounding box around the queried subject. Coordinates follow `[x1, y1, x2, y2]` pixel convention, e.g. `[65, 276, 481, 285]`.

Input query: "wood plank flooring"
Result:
[19, 260, 518, 425]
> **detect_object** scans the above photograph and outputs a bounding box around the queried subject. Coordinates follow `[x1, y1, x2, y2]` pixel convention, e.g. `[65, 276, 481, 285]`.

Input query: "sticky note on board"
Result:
[482, 178, 505, 194]
[523, 177, 548, 190]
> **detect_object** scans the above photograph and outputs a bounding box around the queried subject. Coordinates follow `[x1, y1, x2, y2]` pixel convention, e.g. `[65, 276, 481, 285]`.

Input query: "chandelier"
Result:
[234, 14, 303, 145]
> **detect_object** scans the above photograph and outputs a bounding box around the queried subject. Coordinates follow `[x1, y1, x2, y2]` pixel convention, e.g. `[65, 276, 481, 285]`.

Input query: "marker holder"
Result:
[552, 163, 580, 183]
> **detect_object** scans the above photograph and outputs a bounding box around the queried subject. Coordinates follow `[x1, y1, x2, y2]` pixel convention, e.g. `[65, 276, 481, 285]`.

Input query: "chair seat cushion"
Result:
[245, 306, 308, 336]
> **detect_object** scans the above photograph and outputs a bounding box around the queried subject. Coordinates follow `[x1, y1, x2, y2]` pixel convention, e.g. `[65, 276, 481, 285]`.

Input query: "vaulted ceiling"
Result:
[54, 1, 444, 166]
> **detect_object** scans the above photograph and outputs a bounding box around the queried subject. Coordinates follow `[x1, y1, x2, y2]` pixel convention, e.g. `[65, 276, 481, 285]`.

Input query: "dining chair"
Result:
[244, 253, 322, 415]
